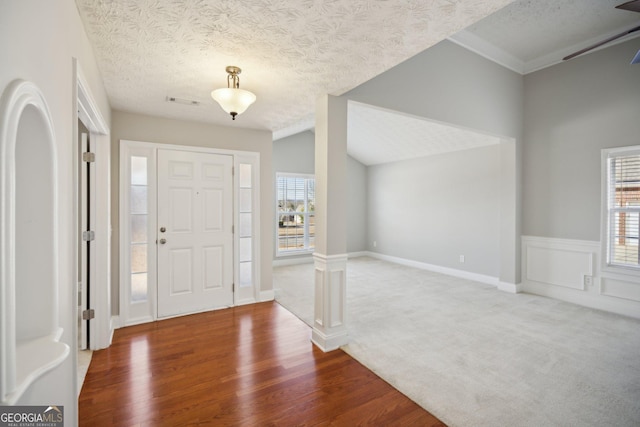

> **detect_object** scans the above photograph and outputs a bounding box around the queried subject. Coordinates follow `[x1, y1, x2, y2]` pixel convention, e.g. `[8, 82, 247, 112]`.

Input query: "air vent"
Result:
[166, 96, 201, 106]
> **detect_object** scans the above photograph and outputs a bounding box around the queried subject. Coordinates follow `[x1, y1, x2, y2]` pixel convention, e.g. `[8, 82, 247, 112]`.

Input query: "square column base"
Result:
[311, 253, 348, 352]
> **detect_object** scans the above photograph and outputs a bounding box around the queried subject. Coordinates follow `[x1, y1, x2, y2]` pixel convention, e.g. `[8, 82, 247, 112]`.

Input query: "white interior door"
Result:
[157, 149, 233, 318]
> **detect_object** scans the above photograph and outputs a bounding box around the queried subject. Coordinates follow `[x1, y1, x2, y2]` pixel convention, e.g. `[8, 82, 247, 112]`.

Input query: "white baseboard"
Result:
[273, 251, 368, 267]
[272, 256, 314, 267]
[498, 281, 522, 293]
[109, 316, 119, 342]
[365, 251, 502, 288]
[260, 290, 275, 302]
[348, 251, 368, 258]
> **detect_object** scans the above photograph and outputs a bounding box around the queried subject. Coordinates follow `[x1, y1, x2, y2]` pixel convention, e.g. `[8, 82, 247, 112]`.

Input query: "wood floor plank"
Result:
[79, 302, 445, 426]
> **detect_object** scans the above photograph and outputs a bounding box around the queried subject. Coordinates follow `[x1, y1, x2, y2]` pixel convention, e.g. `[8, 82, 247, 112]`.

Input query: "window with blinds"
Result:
[606, 149, 640, 269]
[276, 173, 315, 255]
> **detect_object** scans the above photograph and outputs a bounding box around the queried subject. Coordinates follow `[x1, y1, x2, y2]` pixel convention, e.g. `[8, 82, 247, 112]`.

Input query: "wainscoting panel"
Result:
[522, 236, 640, 319]
[525, 242, 593, 290]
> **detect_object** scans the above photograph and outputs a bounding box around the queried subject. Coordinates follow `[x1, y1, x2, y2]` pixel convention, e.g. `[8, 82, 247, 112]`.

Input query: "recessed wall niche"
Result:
[0, 80, 69, 405]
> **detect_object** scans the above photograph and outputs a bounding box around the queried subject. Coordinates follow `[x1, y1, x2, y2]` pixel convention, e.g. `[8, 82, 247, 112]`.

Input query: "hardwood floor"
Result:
[79, 302, 445, 426]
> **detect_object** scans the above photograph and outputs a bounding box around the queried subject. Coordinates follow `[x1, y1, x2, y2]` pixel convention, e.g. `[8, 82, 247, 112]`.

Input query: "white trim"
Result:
[119, 143, 157, 327]
[0, 79, 69, 404]
[347, 251, 368, 258]
[311, 252, 349, 352]
[275, 172, 316, 257]
[449, 26, 640, 75]
[74, 60, 112, 351]
[118, 140, 262, 326]
[366, 251, 502, 287]
[448, 30, 525, 74]
[600, 146, 640, 281]
[521, 235, 640, 319]
[259, 290, 276, 302]
[497, 281, 522, 293]
[272, 256, 314, 267]
[235, 152, 261, 306]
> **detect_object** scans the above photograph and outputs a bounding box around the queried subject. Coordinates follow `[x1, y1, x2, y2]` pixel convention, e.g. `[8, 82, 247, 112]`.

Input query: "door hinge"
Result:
[82, 309, 95, 320]
[82, 152, 95, 162]
[82, 230, 95, 241]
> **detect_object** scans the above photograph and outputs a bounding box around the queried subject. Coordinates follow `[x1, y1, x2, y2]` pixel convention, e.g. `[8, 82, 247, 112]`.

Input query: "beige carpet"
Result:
[273, 256, 640, 427]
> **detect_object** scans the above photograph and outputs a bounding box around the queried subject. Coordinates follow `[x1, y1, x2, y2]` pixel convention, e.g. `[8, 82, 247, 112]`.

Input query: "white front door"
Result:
[156, 149, 233, 318]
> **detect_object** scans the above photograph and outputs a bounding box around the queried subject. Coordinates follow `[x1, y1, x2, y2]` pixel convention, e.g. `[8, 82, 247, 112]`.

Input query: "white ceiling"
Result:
[348, 102, 501, 166]
[76, 0, 640, 165]
[451, 0, 640, 74]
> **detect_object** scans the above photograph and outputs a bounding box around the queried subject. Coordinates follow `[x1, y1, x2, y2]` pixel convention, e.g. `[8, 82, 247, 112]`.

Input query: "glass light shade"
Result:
[211, 88, 256, 116]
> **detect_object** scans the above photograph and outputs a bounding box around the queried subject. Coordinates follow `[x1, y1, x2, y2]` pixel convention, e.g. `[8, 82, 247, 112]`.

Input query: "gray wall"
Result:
[111, 111, 273, 313]
[522, 39, 640, 241]
[345, 39, 523, 281]
[347, 155, 368, 253]
[273, 130, 315, 174]
[346, 39, 523, 139]
[272, 130, 368, 258]
[368, 145, 501, 276]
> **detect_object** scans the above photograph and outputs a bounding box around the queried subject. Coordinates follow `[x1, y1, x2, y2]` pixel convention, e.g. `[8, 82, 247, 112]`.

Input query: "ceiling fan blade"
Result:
[616, 0, 640, 13]
[563, 24, 640, 60]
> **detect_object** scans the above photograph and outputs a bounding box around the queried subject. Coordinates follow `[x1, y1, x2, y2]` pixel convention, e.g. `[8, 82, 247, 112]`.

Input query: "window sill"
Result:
[276, 250, 314, 258]
[601, 264, 640, 281]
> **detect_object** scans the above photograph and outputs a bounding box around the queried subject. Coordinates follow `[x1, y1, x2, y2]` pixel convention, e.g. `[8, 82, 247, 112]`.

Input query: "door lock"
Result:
[159, 238, 167, 244]
[160, 226, 166, 233]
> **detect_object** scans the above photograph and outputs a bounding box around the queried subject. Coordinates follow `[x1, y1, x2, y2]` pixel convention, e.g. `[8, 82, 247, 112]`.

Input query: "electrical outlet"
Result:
[584, 275, 593, 286]
[459, 255, 465, 263]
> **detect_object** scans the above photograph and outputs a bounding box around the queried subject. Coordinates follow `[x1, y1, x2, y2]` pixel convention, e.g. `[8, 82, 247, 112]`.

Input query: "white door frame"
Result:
[119, 140, 261, 327]
[73, 59, 112, 350]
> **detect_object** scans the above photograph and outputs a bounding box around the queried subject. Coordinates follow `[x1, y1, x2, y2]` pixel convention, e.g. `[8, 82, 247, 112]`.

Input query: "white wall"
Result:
[345, 39, 523, 283]
[0, 0, 110, 420]
[368, 145, 501, 277]
[111, 110, 273, 312]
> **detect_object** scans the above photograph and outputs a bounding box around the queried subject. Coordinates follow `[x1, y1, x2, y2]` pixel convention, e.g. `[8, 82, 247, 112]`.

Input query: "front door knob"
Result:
[159, 238, 167, 244]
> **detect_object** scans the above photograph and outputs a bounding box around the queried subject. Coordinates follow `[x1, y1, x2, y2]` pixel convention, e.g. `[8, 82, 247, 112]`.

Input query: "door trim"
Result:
[119, 140, 261, 327]
[73, 60, 111, 351]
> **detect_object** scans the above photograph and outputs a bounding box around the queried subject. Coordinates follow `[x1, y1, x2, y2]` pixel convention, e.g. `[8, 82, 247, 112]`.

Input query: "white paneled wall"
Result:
[522, 236, 640, 319]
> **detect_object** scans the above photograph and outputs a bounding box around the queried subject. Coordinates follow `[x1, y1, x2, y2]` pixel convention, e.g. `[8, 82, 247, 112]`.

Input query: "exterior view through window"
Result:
[606, 148, 640, 269]
[276, 173, 315, 255]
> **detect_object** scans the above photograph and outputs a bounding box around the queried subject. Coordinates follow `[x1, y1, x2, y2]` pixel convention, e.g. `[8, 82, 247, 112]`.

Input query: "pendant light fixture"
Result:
[211, 66, 256, 120]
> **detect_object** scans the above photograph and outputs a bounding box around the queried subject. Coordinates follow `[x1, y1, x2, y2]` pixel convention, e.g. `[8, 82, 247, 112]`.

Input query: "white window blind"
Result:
[276, 173, 315, 255]
[607, 151, 640, 269]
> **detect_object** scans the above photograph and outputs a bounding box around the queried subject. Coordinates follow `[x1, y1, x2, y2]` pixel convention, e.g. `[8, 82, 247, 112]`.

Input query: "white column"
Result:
[312, 94, 348, 352]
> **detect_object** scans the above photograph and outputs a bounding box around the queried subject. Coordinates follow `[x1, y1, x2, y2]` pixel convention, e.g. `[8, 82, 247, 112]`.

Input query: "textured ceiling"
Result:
[452, 0, 640, 73]
[76, 0, 639, 167]
[75, 0, 514, 134]
[348, 102, 501, 166]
